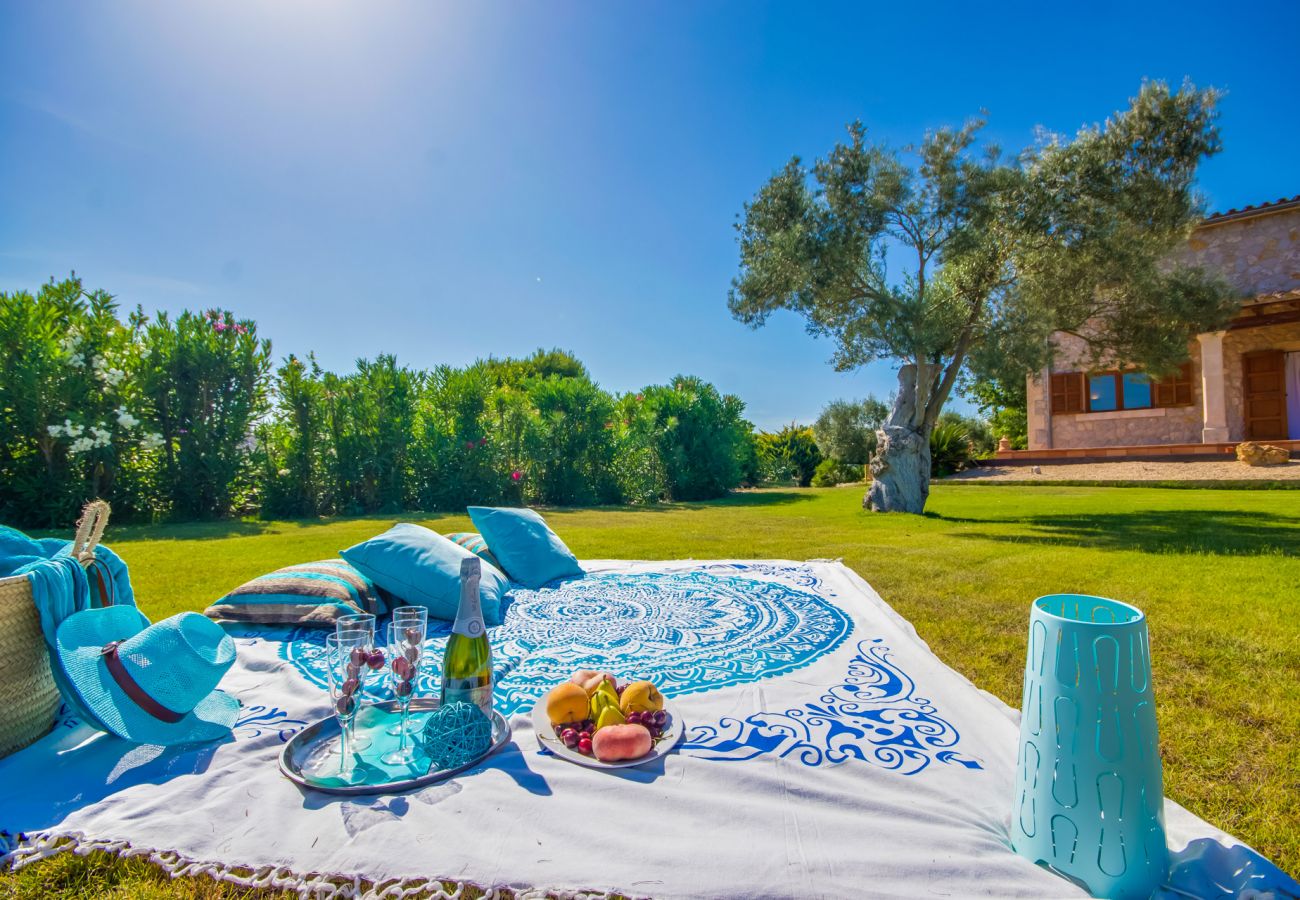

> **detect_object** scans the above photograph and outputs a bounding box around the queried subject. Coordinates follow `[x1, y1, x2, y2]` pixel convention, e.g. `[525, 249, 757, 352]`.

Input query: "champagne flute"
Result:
[324, 632, 371, 782]
[334, 615, 381, 751]
[384, 607, 428, 735]
[381, 618, 426, 766]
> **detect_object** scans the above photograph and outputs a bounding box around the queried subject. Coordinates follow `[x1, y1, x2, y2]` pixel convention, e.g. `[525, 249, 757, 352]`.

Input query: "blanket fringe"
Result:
[2, 832, 621, 899]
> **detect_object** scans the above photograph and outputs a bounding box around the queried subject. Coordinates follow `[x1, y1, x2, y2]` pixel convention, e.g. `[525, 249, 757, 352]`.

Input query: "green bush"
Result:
[136, 309, 271, 519]
[810, 458, 839, 487]
[758, 424, 822, 487]
[930, 421, 975, 477]
[0, 278, 166, 527]
[0, 282, 759, 525]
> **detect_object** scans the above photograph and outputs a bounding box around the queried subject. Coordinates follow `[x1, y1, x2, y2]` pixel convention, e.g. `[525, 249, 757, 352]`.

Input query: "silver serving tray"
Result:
[279, 697, 511, 795]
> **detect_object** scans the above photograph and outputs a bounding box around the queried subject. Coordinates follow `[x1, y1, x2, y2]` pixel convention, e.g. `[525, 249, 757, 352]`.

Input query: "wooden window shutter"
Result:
[1154, 363, 1193, 408]
[1050, 372, 1084, 414]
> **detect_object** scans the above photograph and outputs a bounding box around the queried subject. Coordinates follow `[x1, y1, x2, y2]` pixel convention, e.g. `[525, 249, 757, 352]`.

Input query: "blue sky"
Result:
[2, 1, 1297, 429]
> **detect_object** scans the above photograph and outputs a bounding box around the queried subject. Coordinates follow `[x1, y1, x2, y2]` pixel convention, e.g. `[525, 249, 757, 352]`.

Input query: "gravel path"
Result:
[945, 459, 1300, 483]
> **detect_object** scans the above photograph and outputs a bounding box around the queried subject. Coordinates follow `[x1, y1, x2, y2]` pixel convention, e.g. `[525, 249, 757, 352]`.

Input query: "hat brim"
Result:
[56, 606, 239, 746]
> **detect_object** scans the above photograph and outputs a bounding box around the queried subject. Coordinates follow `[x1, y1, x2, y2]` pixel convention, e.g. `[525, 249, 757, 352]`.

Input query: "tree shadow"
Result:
[948, 508, 1300, 557]
[606, 490, 818, 513]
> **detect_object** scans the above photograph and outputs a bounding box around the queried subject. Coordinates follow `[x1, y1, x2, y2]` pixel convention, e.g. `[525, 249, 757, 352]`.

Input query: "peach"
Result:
[591, 723, 653, 763]
[569, 669, 617, 696]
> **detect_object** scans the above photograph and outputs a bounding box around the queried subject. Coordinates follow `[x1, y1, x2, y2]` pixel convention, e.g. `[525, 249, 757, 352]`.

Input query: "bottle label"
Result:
[453, 557, 485, 638]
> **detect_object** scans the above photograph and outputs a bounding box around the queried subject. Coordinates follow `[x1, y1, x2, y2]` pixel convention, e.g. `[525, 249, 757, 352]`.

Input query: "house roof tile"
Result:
[1202, 194, 1300, 226]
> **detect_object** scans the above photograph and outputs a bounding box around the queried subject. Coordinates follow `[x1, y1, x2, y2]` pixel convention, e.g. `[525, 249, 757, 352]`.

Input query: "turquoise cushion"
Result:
[467, 507, 583, 589]
[340, 524, 507, 625]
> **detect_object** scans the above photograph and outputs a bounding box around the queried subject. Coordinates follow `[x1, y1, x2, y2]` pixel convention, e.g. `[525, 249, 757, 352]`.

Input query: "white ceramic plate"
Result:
[531, 695, 685, 769]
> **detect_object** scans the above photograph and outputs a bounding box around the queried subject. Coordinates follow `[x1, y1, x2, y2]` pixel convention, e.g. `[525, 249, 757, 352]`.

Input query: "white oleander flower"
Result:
[115, 407, 139, 429]
[140, 432, 165, 450]
[69, 436, 94, 454]
[47, 424, 63, 437]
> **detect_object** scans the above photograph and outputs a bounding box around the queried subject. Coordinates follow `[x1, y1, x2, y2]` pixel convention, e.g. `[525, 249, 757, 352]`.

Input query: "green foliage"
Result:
[0, 277, 166, 527]
[929, 421, 975, 476]
[137, 309, 272, 519]
[635, 376, 756, 501]
[0, 284, 758, 525]
[730, 81, 1238, 509]
[812, 396, 887, 465]
[758, 424, 822, 487]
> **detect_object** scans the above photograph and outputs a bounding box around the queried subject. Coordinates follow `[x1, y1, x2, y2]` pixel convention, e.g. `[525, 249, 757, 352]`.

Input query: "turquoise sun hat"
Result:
[55, 606, 240, 746]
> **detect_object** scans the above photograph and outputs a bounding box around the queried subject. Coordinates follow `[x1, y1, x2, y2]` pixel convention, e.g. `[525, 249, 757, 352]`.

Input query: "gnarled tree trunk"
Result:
[866, 363, 938, 514]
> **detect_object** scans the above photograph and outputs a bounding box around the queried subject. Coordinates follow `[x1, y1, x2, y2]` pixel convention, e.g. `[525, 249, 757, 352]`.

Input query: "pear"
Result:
[620, 680, 664, 714]
[594, 704, 626, 732]
[588, 679, 621, 720]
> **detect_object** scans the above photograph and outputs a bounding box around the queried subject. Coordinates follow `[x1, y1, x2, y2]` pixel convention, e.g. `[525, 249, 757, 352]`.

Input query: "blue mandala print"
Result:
[234, 704, 309, 743]
[682, 638, 983, 776]
[280, 566, 853, 716]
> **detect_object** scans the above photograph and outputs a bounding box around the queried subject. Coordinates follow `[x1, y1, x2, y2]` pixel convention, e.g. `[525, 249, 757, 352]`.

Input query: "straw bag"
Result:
[0, 501, 112, 759]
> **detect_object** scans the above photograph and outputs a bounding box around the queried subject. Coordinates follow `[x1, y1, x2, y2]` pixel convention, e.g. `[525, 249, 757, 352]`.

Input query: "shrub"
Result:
[811, 458, 840, 487]
[136, 309, 271, 519]
[0, 279, 760, 523]
[758, 424, 822, 487]
[0, 277, 165, 527]
[813, 397, 888, 468]
[929, 421, 974, 476]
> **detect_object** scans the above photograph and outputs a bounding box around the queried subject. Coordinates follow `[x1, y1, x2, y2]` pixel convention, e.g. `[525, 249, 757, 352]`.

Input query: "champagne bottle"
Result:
[440, 556, 493, 715]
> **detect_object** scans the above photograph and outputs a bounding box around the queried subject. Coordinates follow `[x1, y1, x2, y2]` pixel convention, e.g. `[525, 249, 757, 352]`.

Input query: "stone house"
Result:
[1023, 195, 1300, 456]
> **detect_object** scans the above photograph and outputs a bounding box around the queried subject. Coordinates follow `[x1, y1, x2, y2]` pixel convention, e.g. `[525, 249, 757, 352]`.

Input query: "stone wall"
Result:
[1179, 206, 1300, 297]
[1222, 320, 1300, 440]
[1025, 204, 1300, 450]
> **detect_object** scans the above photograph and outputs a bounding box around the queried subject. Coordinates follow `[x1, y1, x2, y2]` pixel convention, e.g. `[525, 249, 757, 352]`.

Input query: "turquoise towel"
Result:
[0, 524, 138, 725]
[1, 524, 138, 638]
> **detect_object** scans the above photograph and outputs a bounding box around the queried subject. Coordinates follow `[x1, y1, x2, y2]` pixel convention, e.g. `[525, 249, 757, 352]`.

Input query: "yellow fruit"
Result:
[546, 682, 590, 725]
[620, 680, 663, 714]
[595, 704, 626, 732]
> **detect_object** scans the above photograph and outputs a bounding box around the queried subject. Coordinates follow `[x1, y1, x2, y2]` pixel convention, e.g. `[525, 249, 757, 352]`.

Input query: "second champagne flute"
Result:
[384, 606, 428, 736]
[382, 618, 425, 766]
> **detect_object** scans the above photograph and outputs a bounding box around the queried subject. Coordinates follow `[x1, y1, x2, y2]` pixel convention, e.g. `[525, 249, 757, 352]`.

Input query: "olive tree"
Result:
[729, 82, 1237, 513]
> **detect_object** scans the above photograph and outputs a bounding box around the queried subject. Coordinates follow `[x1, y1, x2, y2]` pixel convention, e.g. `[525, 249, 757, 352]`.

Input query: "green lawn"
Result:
[5, 484, 1298, 896]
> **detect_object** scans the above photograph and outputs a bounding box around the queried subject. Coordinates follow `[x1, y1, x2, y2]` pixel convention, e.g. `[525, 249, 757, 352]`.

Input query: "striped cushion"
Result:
[445, 532, 505, 574]
[205, 560, 383, 627]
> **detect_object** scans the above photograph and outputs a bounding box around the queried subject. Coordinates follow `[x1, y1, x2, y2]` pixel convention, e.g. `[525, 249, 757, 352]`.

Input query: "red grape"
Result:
[578, 731, 591, 742]
[577, 737, 592, 755]
[561, 728, 578, 748]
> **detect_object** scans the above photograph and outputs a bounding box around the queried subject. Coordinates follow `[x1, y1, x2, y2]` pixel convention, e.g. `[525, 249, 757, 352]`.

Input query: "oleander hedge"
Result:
[0, 277, 760, 527]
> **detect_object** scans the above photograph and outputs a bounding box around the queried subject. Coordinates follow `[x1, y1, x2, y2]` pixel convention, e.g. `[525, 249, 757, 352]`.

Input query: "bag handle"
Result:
[71, 499, 111, 566]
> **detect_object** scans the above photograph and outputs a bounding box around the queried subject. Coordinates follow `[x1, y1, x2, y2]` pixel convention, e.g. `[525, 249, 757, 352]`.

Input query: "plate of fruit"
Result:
[533, 669, 682, 768]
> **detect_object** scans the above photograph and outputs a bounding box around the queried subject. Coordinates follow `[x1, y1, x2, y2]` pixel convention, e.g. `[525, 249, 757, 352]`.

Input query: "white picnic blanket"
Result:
[1, 561, 1292, 898]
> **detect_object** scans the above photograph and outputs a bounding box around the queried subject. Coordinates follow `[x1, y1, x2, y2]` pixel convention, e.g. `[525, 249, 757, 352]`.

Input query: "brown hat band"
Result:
[101, 641, 185, 724]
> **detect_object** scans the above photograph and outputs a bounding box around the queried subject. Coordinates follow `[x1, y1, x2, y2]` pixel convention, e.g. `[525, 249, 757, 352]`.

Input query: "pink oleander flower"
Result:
[478, 437, 488, 446]
[214, 321, 227, 332]
[465, 440, 475, 450]
[635, 394, 644, 403]
[234, 324, 247, 335]
[511, 470, 522, 482]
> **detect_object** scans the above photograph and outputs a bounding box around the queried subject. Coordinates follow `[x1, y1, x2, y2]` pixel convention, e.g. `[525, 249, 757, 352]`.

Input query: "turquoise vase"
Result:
[1011, 594, 1169, 899]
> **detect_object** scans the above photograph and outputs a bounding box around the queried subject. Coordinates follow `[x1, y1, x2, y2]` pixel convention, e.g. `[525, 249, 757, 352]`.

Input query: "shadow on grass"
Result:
[950, 509, 1300, 556]
[95, 490, 819, 542]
